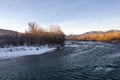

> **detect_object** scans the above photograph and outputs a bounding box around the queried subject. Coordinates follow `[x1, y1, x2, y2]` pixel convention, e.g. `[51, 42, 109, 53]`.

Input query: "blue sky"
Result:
[0, 0, 120, 34]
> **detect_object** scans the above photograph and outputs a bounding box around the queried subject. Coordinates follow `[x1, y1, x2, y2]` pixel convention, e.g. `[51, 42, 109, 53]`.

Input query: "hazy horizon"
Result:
[0, 0, 120, 34]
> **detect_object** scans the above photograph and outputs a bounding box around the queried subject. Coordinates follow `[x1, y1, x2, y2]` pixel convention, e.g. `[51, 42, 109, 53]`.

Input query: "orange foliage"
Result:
[73, 31, 120, 43]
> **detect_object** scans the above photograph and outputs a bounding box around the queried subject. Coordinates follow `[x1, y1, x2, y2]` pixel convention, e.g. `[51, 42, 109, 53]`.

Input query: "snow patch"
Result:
[0, 46, 56, 59]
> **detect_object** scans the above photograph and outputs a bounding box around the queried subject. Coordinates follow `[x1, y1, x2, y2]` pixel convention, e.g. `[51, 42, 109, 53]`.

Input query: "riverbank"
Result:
[0, 45, 56, 59]
[0, 41, 120, 80]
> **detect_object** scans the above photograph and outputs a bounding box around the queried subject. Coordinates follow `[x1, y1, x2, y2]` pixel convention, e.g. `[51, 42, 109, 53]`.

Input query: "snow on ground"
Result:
[0, 45, 56, 59]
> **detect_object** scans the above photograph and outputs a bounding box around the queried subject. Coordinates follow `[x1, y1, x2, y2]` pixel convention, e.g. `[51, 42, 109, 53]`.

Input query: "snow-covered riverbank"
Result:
[0, 46, 56, 59]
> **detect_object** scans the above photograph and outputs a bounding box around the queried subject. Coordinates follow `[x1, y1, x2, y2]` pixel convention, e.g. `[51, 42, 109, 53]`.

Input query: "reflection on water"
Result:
[0, 41, 120, 80]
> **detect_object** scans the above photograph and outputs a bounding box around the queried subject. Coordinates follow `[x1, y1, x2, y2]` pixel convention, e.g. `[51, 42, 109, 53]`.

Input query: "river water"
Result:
[0, 41, 120, 80]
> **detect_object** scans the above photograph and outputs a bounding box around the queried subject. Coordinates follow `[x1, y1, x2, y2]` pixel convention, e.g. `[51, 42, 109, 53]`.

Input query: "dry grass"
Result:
[73, 31, 120, 43]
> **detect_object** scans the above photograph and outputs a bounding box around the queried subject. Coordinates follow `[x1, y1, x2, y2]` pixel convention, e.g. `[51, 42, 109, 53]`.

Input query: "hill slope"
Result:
[0, 29, 18, 36]
[67, 30, 120, 43]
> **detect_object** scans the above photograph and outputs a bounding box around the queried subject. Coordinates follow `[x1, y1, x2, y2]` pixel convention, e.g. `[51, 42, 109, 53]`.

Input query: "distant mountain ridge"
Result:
[81, 30, 120, 36]
[0, 28, 19, 36]
[68, 30, 120, 37]
[67, 30, 120, 43]
[81, 31, 104, 36]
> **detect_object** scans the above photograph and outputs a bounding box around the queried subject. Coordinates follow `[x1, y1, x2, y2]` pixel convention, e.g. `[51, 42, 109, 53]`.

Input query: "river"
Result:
[0, 41, 120, 80]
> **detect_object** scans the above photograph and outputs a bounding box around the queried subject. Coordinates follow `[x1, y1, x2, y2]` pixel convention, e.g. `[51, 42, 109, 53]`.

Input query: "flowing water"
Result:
[0, 41, 120, 80]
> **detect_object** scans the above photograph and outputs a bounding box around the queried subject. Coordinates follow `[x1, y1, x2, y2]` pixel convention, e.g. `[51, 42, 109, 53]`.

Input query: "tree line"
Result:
[0, 23, 65, 47]
[72, 30, 120, 43]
